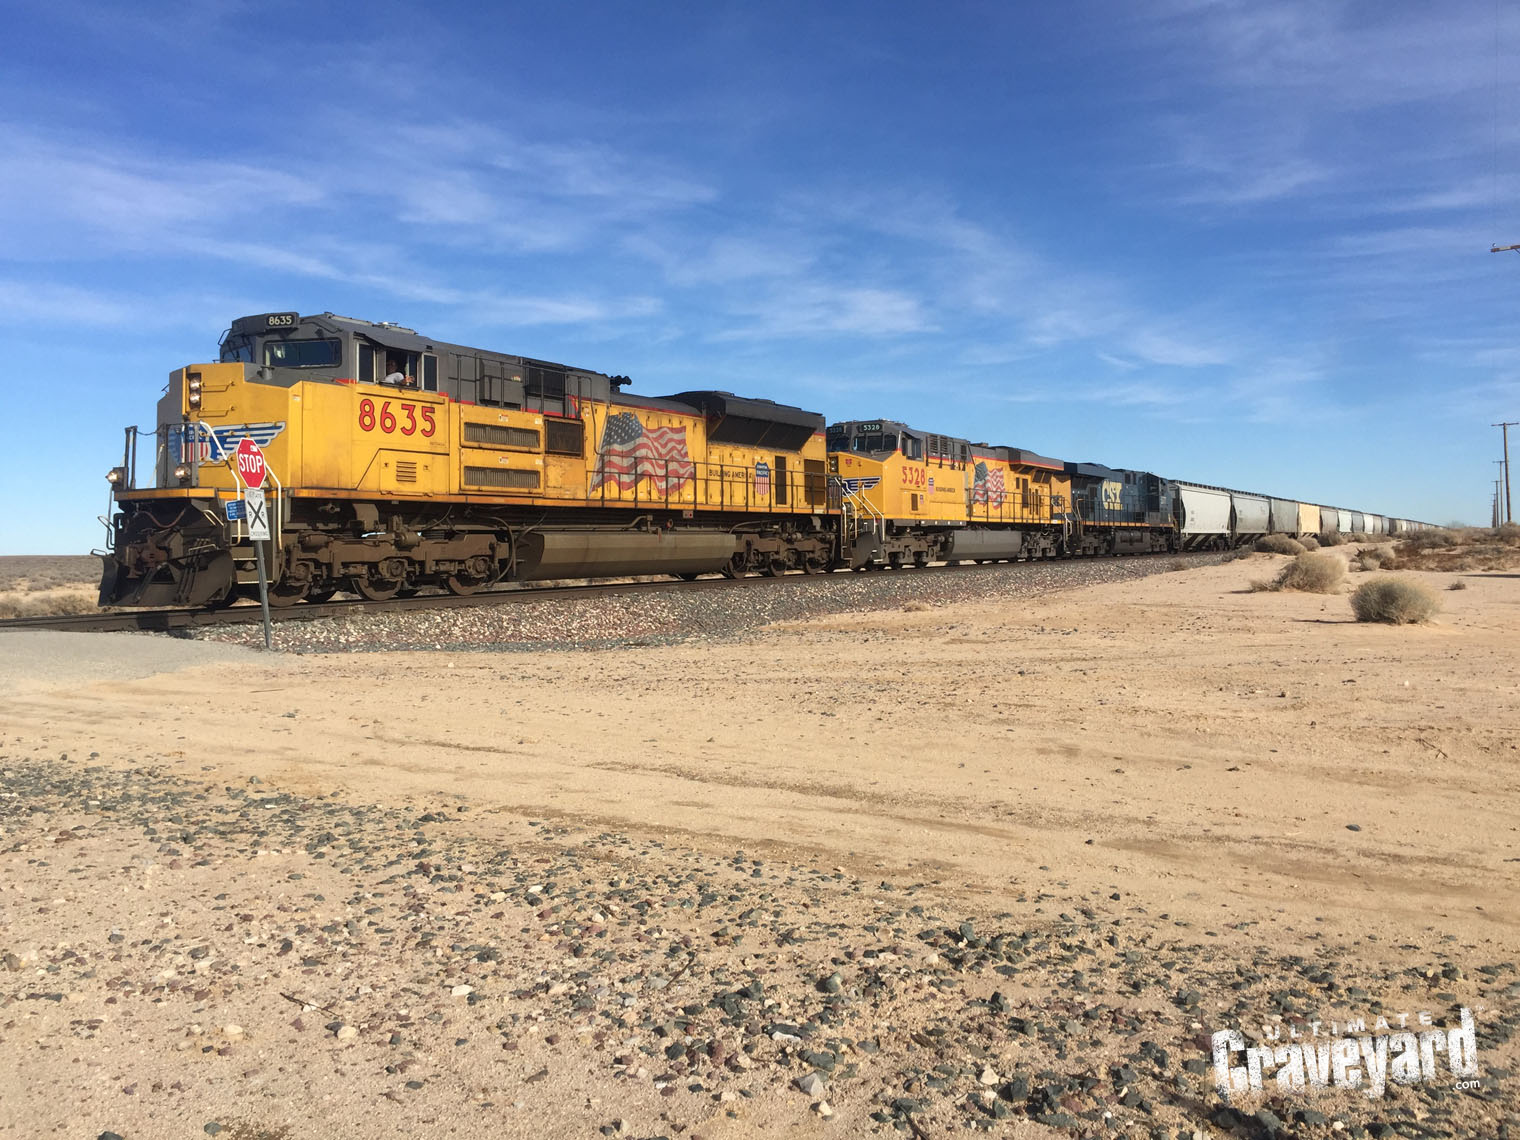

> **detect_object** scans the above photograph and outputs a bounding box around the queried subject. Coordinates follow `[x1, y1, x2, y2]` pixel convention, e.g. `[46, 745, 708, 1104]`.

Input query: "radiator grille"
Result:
[545, 418, 585, 456]
[394, 460, 417, 483]
[464, 466, 539, 489]
[464, 422, 540, 449]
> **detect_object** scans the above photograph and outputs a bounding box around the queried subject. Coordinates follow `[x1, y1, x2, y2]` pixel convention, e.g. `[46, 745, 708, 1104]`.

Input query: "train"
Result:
[97, 311, 1429, 608]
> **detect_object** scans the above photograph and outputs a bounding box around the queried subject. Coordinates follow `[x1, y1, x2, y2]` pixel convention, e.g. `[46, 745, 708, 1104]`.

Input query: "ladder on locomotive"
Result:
[836, 483, 885, 546]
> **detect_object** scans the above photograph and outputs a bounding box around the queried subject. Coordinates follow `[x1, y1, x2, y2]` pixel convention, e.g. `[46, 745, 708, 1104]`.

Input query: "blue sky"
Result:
[3, 0, 1519, 553]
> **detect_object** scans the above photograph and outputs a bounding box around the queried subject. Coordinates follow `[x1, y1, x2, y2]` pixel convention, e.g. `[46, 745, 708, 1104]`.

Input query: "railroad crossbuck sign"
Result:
[244, 488, 270, 541]
[234, 437, 267, 488]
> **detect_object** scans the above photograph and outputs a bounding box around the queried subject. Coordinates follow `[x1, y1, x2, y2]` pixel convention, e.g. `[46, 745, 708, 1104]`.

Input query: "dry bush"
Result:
[1401, 529, 1458, 551]
[1254, 534, 1306, 555]
[1448, 580, 1467, 591]
[1254, 551, 1346, 594]
[1350, 578, 1441, 625]
[1169, 559, 1189, 572]
[1392, 526, 1520, 572]
[901, 600, 931, 612]
[0, 585, 99, 619]
[1318, 531, 1346, 547]
[1354, 548, 1398, 572]
[1297, 535, 1319, 550]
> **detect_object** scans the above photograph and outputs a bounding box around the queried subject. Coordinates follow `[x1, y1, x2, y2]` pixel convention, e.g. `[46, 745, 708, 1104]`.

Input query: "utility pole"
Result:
[1496, 423, 1517, 524]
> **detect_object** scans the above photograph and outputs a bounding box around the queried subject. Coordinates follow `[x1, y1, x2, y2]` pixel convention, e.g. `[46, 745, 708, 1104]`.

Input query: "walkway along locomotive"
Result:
[97, 312, 1427, 608]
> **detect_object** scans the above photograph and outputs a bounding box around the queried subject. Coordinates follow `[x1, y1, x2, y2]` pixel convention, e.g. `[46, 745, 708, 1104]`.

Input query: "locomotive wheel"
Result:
[444, 573, 487, 596]
[913, 551, 929, 568]
[802, 556, 825, 574]
[349, 576, 402, 602]
[762, 556, 787, 577]
[721, 553, 746, 579]
[266, 579, 310, 608]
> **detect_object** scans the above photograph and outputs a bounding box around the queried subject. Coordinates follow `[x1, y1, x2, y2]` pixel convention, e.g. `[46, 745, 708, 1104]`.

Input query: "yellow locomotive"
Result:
[826, 419, 1086, 566]
[101, 312, 833, 606]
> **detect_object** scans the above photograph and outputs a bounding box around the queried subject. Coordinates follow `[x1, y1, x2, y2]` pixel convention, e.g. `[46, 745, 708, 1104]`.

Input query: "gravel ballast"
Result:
[193, 556, 1221, 654]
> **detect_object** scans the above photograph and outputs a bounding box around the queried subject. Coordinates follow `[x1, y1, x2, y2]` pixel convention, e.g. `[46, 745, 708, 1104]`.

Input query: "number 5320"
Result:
[358, 397, 435, 437]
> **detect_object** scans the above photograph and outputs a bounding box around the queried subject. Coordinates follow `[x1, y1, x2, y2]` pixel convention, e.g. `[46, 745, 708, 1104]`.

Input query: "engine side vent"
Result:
[464, 423, 540, 449]
[464, 466, 539, 489]
[394, 460, 418, 483]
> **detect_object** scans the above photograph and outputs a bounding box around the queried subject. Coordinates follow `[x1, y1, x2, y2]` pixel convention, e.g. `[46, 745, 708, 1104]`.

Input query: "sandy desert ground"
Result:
[0, 553, 1515, 1139]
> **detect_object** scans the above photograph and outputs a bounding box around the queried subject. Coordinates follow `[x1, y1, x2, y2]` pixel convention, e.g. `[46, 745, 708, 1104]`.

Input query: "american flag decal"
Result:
[590, 411, 694, 495]
[971, 461, 1006, 506]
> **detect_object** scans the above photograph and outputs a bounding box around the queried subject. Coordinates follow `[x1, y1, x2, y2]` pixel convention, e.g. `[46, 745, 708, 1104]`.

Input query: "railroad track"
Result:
[1, 550, 1218, 635]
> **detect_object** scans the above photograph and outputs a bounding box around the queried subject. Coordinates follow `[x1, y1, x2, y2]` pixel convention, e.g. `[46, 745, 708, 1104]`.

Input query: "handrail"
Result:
[829, 476, 885, 541]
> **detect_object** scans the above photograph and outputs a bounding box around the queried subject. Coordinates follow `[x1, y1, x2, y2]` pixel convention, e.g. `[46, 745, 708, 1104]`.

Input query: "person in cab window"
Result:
[383, 357, 407, 386]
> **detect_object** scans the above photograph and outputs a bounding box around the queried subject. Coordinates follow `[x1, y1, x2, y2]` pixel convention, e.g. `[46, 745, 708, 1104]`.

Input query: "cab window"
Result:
[220, 337, 254, 363]
[852, 434, 897, 454]
[902, 434, 923, 461]
[265, 338, 341, 368]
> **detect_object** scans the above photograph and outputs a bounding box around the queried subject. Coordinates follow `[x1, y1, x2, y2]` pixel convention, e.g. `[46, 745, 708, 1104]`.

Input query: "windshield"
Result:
[219, 337, 254, 364]
[852, 434, 897, 454]
[264, 338, 342, 368]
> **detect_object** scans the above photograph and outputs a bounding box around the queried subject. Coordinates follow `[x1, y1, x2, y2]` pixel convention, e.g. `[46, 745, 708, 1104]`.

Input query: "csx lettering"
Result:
[359, 398, 435, 438]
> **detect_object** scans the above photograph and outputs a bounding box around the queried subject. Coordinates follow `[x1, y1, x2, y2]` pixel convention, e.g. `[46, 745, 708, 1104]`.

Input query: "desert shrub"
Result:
[1298, 534, 1320, 550]
[0, 586, 99, 619]
[1448, 580, 1467, 590]
[1220, 547, 1249, 563]
[1402, 529, 1457, 551]
[1254, 534, 1306, 555]
[1169, 560, 1189, 572]
[901, 600, 930, 612]
[1354, 548, 1397, 572]
[1319, 531, 1346, 547]
[1350, 578, 1441, 624]
[1264, 551, 1346, 593]
[1497, 523, 1520, 545]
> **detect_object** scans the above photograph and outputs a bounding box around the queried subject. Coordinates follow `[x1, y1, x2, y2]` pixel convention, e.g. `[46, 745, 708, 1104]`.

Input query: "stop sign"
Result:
[235, 437, 267, 487]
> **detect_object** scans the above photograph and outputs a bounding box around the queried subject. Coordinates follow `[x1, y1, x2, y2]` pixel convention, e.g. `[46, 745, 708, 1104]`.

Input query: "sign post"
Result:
[236, 439, 274, 651]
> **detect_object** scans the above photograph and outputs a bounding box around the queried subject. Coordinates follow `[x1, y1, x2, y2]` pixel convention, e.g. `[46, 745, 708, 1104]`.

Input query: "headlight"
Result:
[106, 467, 124, 485]
[174, 463, 192, 483]
[187, 377, 202, 409]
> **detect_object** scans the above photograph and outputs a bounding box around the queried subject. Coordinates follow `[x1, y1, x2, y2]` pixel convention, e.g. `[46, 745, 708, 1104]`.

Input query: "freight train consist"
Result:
[98, 312, 1428, 607]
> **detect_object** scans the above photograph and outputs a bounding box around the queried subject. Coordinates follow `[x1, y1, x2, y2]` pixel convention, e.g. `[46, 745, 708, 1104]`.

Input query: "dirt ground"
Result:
[0, 554, 1515, 1139]
[0, 554, 99, 618]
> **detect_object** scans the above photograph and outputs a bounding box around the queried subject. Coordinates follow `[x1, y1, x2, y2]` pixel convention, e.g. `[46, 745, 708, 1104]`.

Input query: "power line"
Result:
[1496, 423, 1517, 524]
